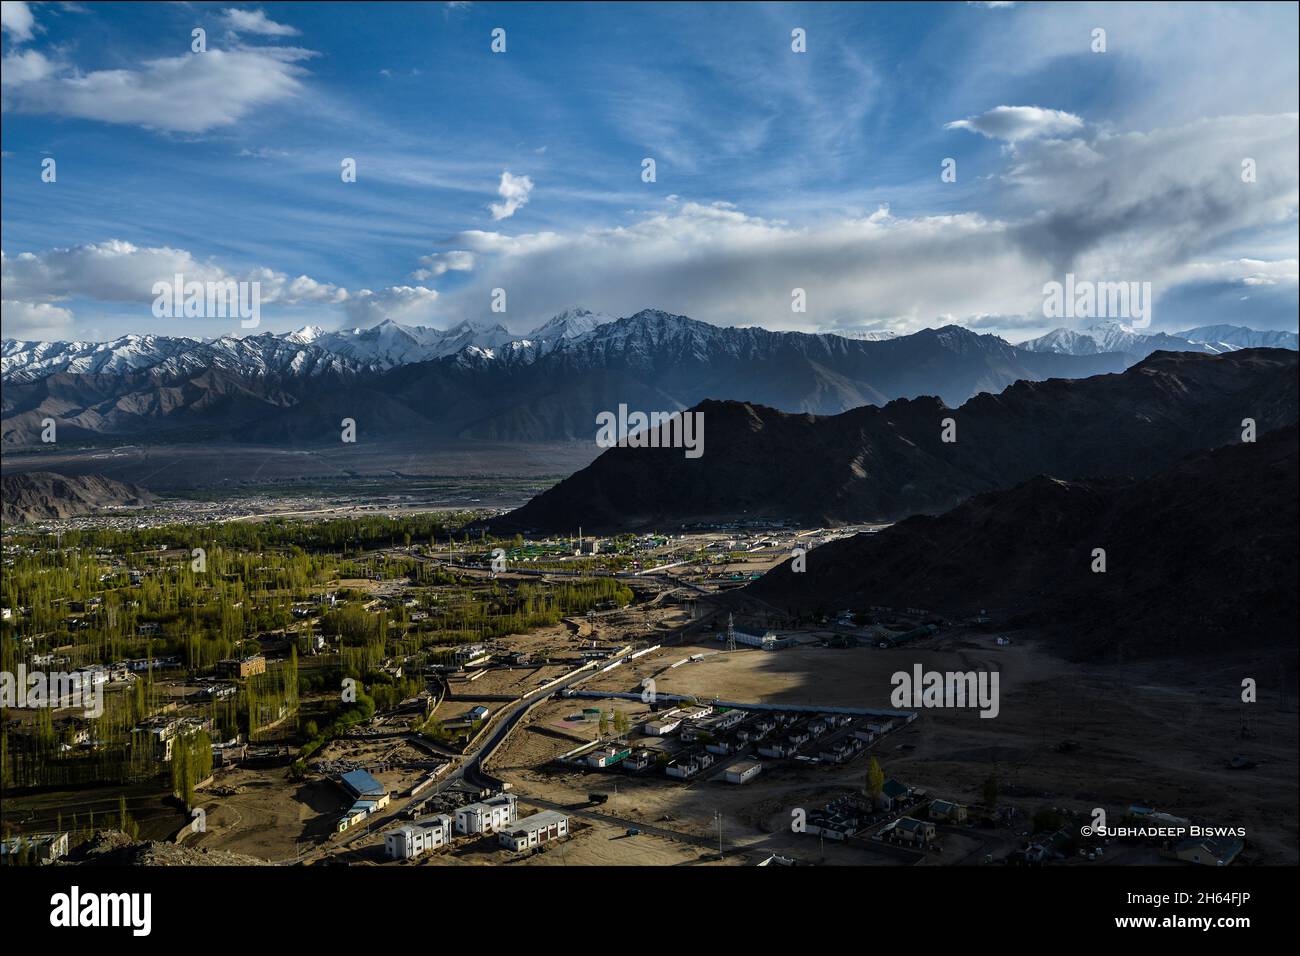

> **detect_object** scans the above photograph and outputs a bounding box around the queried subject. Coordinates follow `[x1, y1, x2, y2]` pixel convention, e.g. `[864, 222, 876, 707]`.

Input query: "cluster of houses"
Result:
[385, 791, 569, 859]
[567, 703, 917, 785]
[805, 795, 872, 841]
[14, 655, 185, 707]
[799, 780, 969, 848]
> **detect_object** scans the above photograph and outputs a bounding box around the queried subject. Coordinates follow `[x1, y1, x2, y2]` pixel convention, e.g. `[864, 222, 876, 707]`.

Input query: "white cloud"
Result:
[342, 286, 440, 326]
[2, 45, 312, 133]
[0, 1, 35, 41]
[1, 299, 74, 339]
[220, 8, 300, 36]
[1166, 258, 1298, 289]
[2, 241, 346, 327]
[433, 202, 1035, 333]
[946, 105, 1084, 142]
[489, 171, 534, 221]
[411, 250, 475, 280]
[0, 47, 57, 84]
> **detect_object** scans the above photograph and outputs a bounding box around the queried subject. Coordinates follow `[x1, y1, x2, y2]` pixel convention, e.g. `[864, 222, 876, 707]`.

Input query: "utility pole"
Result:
[714, 810, 723, 858]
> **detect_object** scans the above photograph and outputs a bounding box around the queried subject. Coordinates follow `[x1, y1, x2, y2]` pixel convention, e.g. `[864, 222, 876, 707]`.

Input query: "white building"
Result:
[643, 709, 682, 736]
[499, 810, 569, 852]
[724, 760, 762, 784]
[386, 815, 452, 860]
[455, 793, 518, 834]
[454, 643, 491, 668]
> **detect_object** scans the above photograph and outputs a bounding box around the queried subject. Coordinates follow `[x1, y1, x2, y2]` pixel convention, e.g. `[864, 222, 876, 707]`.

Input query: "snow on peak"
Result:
[525, 308, 614, 347]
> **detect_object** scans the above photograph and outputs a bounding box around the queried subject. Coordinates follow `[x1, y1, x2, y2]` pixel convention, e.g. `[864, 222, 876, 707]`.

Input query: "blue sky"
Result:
[2, 0, 1297, 341]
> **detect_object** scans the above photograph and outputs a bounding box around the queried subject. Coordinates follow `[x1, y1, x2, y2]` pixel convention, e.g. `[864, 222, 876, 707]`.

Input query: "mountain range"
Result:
[485, 348, 1299, 534]
[1018, 320, 1299, 361]
[1, 309, 1136, 447]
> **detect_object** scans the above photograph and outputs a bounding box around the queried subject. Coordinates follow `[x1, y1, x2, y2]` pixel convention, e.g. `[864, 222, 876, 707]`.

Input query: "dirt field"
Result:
[445, 663, 574, 699]
[184, 765, 337, 861]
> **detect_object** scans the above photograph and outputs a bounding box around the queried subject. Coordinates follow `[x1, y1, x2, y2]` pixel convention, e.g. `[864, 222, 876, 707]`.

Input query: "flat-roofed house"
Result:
[386, 815, 453, 859]
[724, 760, 762, 784]
[499, 811, 569, 852]
[455, 793, 518, 834]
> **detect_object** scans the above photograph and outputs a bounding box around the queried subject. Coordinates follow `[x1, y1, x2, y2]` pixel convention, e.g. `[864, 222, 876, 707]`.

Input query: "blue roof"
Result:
[341, 769, 385, 798]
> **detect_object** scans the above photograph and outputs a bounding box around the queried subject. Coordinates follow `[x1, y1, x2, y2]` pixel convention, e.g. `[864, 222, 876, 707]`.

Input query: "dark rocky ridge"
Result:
[487, 348, 1299, 534]
[0, 471, 156, 524]
[740, 423, 1298, 659]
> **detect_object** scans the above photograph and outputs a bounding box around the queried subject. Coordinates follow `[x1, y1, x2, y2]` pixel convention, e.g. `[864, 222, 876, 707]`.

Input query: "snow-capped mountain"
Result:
[1176, 325, 1300, 353]
[279, 318, 517, 368]
[1, 332, 367, 382]
[13, 308, 1274, 446]
[1018, 321, 1212, 359]
[1, 313, 607, 383]
[524, 308, 615, 350]
[828, 328, 898, 342]
[267, 312, 614, 368]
